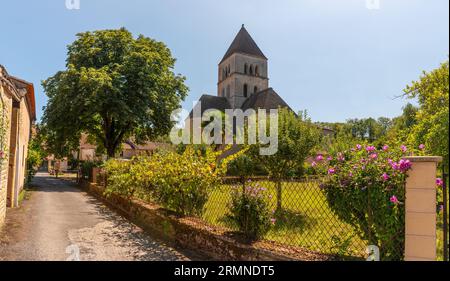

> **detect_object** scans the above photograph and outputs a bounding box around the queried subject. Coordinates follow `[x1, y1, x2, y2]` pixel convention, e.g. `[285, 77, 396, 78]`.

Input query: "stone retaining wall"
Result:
[79, 180, 331, 261]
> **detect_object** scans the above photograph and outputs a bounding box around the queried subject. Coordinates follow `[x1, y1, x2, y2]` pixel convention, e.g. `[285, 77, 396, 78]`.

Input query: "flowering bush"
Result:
[314, 143, 415, 260]
[227, 182, 275, 240]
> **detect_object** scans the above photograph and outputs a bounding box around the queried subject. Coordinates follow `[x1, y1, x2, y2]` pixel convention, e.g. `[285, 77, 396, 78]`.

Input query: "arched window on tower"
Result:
[222, 88, 225, 97]
[255, 66, 259, 76]
[254, 86, 258, 94]
[243, 84, 248, 98]
[244, 64, 248, 74]
[222, 69, 226, 80]
[249, 65, 253, 75]
[226, 85, 230, 98]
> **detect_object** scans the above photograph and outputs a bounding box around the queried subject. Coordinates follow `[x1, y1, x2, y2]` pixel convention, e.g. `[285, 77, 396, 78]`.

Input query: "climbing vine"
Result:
[0, 91, 9, 165]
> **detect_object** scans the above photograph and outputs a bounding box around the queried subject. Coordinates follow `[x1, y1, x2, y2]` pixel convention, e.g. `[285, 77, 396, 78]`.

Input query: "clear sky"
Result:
[0, 0, 448, 123]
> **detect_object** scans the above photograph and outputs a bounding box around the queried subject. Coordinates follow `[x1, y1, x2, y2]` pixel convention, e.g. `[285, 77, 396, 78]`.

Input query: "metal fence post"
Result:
[443, 165, 448, 261]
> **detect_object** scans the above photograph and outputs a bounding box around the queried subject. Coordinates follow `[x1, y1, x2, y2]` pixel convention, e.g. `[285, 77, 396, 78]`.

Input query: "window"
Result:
[255, 66, 259, 76]
[249, 65, 253, 75]
[226, 85, 230, 98]
[222, 88, 225, 97]
[243, 84, 248, 98]
[254, 86, 258, 94]
[244, 63, 248, 74]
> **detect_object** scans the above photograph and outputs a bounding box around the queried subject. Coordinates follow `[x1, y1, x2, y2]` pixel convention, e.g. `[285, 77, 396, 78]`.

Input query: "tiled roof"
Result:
[220, 25, 267, 64]
[188, 94, 231, 118]
[241, 88, 292, 112]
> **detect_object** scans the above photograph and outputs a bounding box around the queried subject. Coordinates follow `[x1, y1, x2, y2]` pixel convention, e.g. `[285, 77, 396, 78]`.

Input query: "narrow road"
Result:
[0, 172, 194, 261]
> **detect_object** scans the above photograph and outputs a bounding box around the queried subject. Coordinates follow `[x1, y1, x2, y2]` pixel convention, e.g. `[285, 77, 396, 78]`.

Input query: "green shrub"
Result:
[314, 143, 417, 260]
[227, 181, 274, 240]
[104, 146, 237, 216]
[26, 148, 43, 184]
[103, 159, 136, 199]
[80, 160, 102, 180]
[148, 147, 224, 216]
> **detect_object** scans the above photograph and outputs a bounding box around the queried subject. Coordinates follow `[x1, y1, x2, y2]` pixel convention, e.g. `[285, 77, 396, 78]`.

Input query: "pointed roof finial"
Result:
[220, 25, 267, 63]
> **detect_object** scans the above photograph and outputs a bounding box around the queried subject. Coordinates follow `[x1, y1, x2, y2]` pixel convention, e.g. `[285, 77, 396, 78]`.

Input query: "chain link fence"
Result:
[202, 176, 402, 260]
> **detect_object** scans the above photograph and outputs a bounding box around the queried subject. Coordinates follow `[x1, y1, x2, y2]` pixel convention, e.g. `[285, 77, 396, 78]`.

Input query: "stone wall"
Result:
[0, 85, 13, 226]
[80, 179, 331, 261]
[15, 97, 32, 196]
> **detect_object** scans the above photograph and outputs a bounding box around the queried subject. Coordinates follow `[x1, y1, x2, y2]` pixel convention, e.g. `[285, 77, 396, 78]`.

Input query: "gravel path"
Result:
[0, 172, 192, 261]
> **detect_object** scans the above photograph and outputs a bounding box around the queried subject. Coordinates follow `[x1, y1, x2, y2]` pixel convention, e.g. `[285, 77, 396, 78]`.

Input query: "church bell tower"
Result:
[217, 25, 269, 109]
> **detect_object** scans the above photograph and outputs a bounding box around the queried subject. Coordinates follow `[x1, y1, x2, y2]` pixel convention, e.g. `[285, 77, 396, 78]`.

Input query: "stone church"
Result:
[195, 25, 292, 115]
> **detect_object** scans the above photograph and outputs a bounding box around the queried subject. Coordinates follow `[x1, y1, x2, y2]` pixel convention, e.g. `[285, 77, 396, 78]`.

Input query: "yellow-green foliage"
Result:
[104, 146, 240, 216]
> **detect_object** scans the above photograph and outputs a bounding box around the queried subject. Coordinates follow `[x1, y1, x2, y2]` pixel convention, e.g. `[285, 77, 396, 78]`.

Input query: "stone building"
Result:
[188, 25, 333, 144]
[0, 65, 36, 226]
[194, 25, 291, 116]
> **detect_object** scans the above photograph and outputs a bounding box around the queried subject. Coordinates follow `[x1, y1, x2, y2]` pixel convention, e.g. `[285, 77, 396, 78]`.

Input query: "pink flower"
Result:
[436, 178, 444, 187]
[382, 173, 390, 181]
[366, 146, 376, 152]
[401, 145, 408, 153]
[390, 195, 400, 205]
[391, 159, 412, 173]
[327, 156, 333, 161]
[398, 159, 412, 172]
[270, 218, 277, 225]
[369, 153, 378, 160]
[328, 168, 336, 175]
[419, 144, 425, 150]
[382, 145, 389, 151]
[311, 161, 317, 167]
[356, 144, 362, 150]
[349, 172, 354, 177]
[388, 159, 393, 165]
[337, 153, 345, 162]
[316, 155, 324, 162]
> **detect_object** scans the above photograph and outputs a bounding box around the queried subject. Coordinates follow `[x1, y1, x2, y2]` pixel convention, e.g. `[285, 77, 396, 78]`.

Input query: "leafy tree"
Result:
[404, 61, 449, 167]
[251, 108, 322, 211]
[42, 28, 188, 158]
[347, 118, 386, 143]
[26, 130, 46, 183]
[387, 103, 418, 142]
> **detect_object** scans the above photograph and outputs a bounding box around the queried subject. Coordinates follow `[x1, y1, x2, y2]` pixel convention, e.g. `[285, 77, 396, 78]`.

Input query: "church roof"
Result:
[220, 25, 267, 64]
[188, 94, 231, 118]
[241, 88, 292, 112]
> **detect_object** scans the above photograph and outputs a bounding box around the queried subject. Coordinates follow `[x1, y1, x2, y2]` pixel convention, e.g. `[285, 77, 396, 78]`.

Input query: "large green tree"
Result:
[251, 108, 322, 211]
[405, 60, 449, 166]
[42, 28, 188, 157]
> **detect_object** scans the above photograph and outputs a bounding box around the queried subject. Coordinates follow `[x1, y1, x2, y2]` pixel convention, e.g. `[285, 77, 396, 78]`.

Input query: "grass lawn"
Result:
[203, 180, 367, 258]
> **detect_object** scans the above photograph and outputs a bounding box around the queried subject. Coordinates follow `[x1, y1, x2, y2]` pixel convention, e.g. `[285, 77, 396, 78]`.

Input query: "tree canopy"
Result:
[405, 60, 449, 166]
[42, 28, 188, 157]
[250, 108, 322, 210]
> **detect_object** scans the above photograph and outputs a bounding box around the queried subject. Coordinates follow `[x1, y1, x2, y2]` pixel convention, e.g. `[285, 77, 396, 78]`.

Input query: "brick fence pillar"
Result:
[404, 156, 442, 261]
[92, 167, 101, 184]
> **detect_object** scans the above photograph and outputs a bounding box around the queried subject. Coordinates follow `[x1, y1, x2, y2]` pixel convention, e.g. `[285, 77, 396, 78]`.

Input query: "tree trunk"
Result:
[106, 145, 116, 159]
[276, 180, 282, 212]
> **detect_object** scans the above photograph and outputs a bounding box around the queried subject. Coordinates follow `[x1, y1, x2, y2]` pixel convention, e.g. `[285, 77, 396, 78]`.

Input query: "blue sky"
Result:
[0, 0, 448, 122]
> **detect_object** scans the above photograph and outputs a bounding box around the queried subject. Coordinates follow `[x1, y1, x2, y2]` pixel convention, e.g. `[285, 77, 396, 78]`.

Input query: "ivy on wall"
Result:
[0, 92, 9, 169]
